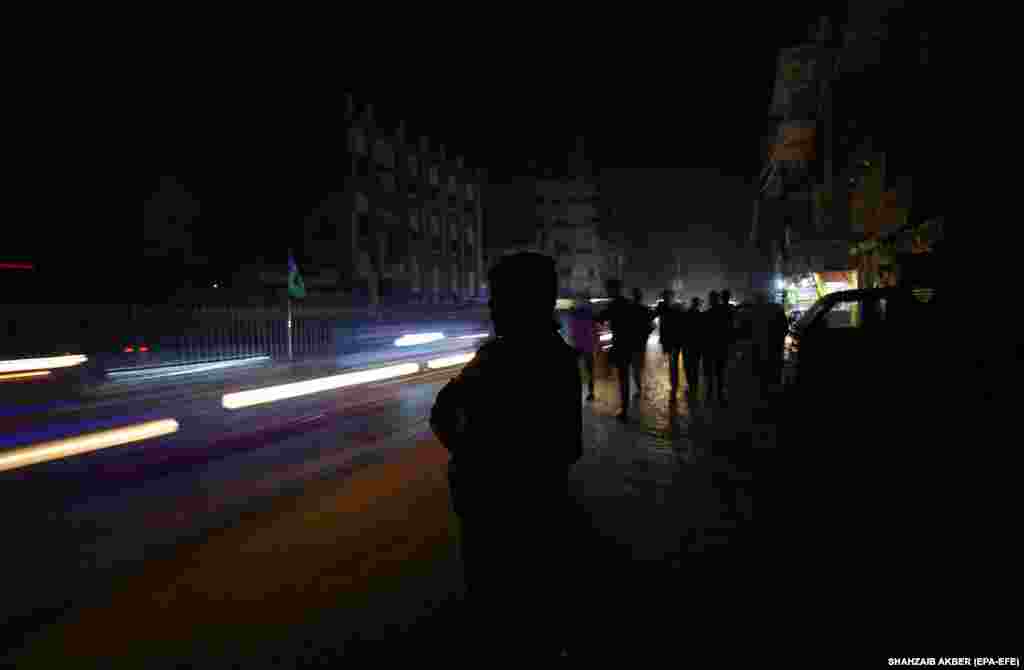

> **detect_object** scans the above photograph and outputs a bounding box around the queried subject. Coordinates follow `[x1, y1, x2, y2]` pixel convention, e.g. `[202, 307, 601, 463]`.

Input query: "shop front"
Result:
[783, 270, 856, 318]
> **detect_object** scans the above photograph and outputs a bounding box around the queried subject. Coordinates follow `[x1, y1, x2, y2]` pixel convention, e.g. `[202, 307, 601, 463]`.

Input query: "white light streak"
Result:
[0, 355, 88, 374]
[426, 353, 476, 369]
[394, 333, 446, 347]
[454, 333, 489, 340]
[0, 419, 180, 473]
[107, 356, 270, 378]
[600, 333, 613, 342]
[222, 362, 421, 409]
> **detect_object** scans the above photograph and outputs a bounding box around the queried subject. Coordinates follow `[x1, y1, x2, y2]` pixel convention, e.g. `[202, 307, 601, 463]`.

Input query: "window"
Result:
[357, 213, 370, 239]
[466, 184, 474, 200]
[377, 171, 396, 192]
[409, 211, 420, 235]
[411, 257, 421, 293]
[350, 128, 367, 155]
[387, 230, 401, 263]
[448, 175, 456, 193]
[314, 215, 334, 241]
[429, 167, 439, 186]
[373, 140, 394, 168]
[408, 155, 419, 177]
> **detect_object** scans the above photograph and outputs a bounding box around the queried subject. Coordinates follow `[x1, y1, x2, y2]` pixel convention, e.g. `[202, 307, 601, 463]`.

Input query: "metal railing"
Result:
[3, 302, 489, 371]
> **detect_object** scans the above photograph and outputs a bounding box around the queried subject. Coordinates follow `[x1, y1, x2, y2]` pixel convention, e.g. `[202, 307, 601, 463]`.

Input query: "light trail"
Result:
[222, 362, 422, 409]
[425, 352, 475, 370]
[0, 371, 52, 381]
[0, 355, 87, 374]
[0, 419, 180, 473]
[107, 356, 270, 379]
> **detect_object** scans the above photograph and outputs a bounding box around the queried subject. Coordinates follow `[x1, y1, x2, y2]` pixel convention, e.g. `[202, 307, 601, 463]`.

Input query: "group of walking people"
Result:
[567, 279, 788, 419]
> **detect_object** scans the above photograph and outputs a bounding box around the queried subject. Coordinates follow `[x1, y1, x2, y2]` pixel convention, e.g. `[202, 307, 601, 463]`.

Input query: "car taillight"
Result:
[139, 346, 149, 352]
[123, 346, 134, 353]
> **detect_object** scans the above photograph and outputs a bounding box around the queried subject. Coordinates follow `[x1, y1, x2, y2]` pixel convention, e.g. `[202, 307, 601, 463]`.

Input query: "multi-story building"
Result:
[749, 6, 937, 305]
[531, 139, 623, 297]
[483, 145, 624, 298]
[285, 97, 485, 305]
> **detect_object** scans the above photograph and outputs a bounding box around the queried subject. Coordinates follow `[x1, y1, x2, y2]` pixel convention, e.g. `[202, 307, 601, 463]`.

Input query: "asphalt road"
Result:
[2, 360, 469, 665]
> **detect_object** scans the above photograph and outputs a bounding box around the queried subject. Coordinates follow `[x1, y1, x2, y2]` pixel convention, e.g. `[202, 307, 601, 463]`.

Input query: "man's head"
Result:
[722, 289, 732, 305]
[605, 278, 623, 299]
[661, 289, 675, 304]
[690, 297, 702, 310]
[632, 288, 644, 304]
[708, 291, 720, 307]
[487, 252, 558, 336]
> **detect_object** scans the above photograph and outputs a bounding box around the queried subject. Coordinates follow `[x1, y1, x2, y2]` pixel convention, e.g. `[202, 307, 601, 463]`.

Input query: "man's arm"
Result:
[429, 348, 489, 452]
[430, 377, 467, 452]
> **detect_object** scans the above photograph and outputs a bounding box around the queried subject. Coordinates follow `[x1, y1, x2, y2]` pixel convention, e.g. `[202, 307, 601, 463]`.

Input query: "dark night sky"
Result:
[13, 7, 825, 297]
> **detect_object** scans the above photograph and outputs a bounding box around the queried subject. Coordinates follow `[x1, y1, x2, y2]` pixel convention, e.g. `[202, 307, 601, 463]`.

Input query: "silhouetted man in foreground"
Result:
[430, 252, 582, 658]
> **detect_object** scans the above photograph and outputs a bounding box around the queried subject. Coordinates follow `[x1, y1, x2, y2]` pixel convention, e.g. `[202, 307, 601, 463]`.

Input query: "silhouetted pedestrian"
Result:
[656, 289, 685, 398]
[721, 289, 737, 333]
[682, 297, 704, 398]
[629, 288, 654, 399]
[596, 279, 642, 421]
[430, 252, 582, 658]
[570, 290, 598, 401]
[747, 289, 789, 395]
[704, 291, 731, 404]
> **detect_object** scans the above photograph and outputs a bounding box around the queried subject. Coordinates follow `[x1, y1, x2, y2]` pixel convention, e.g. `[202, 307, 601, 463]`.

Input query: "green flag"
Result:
[288, 251, 306, 299]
